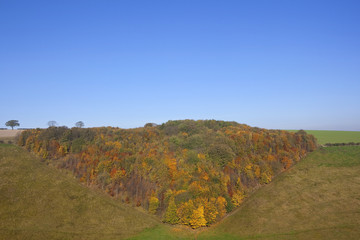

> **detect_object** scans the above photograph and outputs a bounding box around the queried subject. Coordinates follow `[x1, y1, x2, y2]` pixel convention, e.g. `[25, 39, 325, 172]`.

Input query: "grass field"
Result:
[288, 130, 360, 145]
[0, 144, 160, 240]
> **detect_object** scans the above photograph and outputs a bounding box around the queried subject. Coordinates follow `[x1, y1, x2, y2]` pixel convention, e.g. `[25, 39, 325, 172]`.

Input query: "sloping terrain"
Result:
[0, 144, 159, 240]
[197, 145, 360, 239]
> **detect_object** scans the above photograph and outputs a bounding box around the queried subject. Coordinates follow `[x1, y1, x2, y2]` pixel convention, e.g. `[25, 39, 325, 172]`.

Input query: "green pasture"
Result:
[288, 130, 360, 144]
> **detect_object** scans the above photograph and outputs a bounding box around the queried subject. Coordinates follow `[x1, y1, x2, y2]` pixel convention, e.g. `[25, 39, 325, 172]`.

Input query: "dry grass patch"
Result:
[0, 130, 22, 144]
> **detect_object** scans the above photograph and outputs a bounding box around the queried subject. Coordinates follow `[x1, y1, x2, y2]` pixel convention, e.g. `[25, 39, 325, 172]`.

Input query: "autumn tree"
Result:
[148, 195, 159, 214]
[231, 190, 245, 207]
[5, 120, 20, 130]
[216, 196, 227, 218]
[177, 200, 195, 226]
[203, 198, 218, 225]
[164, 197, 179, 224]
[189, 205, 207, 228]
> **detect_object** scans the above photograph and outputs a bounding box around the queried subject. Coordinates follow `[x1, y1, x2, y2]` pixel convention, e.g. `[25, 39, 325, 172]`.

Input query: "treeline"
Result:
[18, 120, 317, 228]
[324, 142, 360, 147]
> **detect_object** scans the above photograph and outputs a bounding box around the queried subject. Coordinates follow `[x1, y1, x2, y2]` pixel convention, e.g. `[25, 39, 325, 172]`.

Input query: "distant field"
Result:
[0, 144, 159, 240]
[0, 130, 22, 143]
[288, 130, 360, 145]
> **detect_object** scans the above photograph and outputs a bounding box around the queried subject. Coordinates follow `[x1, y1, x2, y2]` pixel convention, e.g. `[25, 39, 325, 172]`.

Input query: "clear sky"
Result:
[1, 0, 359, 130]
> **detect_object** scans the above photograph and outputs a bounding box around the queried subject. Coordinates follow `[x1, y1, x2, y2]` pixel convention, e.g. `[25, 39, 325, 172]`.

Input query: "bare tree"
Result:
[75, 121, 84, 128]
[48, 121, 57, 127]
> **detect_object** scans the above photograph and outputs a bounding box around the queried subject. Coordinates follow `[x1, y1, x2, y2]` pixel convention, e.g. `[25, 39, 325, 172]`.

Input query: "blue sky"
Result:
[1, 0, 359, 130]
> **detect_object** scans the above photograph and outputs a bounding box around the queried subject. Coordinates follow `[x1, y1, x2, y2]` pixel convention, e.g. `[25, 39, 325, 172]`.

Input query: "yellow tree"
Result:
[189, 205, 207, 229]
[164, 197, 179, 224]
[149, 195, 159, 214]
[216, 196, 227, 218]
[231, 190, 245, 207]
[204, 198, 218, 225]
[177, 200, 195, 226]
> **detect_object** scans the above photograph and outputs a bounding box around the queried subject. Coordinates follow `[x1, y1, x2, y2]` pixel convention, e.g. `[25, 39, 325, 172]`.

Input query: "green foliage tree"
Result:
[5, 120, 20, 130]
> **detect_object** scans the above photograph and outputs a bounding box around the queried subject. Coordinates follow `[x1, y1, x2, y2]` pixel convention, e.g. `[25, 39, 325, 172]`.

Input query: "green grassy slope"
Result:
[288, 130, 360, 144]
[198, 146, 360, 240]
[0, 144, 159, 240]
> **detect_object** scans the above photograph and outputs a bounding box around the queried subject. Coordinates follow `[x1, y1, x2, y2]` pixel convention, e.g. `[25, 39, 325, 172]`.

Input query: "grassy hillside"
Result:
[0, 144, 159, 240]
[197, 145, 360, 239]
[288, 130, 360, 144]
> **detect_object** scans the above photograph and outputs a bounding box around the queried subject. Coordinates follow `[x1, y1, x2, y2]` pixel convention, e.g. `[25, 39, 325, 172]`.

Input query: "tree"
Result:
[75, 121, 84, 128]
[177, 200, 195, 225]
[148, 196, 159, 214]
[189, 205, 207, 228]
[216, 196, 227, 218]
[5, 120, 20, 130]
[144, 123, 158, 128]
[164, 197, 179, 224]
[204, 198, 218, 225]
[48, 121, 57, 127]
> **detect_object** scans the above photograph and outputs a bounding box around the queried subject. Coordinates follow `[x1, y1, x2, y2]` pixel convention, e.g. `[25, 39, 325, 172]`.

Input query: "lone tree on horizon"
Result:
[75, 121, 84, 128]
[48, 121, 57, 127]
[5, 120, 20, 130]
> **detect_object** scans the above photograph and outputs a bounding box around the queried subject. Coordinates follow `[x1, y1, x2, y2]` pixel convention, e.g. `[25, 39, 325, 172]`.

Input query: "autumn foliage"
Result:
[18, 120, 317, 228]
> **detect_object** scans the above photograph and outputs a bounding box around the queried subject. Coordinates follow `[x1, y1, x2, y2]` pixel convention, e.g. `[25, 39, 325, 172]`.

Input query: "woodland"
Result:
[18, 120, 317, 228]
